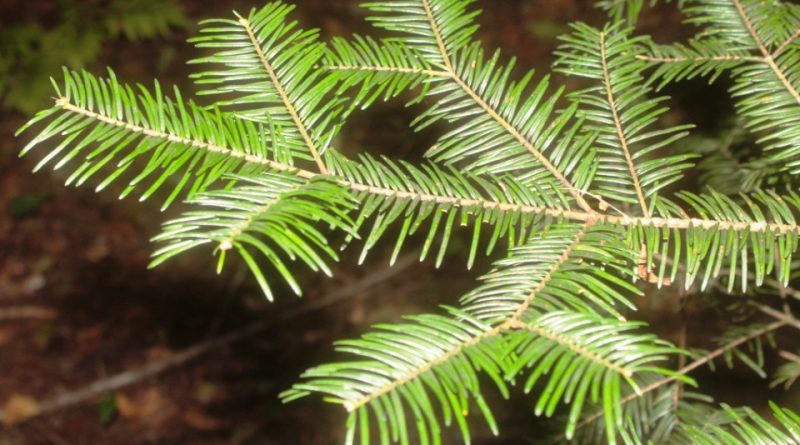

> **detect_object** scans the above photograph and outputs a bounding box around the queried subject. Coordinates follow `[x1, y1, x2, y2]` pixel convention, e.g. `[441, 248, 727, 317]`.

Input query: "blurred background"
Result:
[1, 1, 788, 444]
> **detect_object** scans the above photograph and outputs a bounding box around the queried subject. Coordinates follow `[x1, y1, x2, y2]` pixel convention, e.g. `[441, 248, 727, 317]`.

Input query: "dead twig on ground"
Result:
[0, 306, 57, 320]
[0, 254, 417, 425]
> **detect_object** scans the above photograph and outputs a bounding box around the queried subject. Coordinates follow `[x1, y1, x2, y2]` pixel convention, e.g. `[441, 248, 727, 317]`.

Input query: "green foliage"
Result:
[578, 390, 800, 445]
[324, 36, 434, 107]
[360, 1, 598, 202]
[676, 402, 800, 444]
[0, 0, 185, 114]
[285, 226, 685, 444]
[15, 0, 800, 443]
[18, 69, 276, 208]
[771, 350, 800, 389]
[323, 151, 569, 268]
[572, 386, 717, 444]
[458, 224, 639, 322]
[506, 310, 684, 442]
[630, 190, 800, 291]
[555, 21, 696, 211]
[639, 0, 800, 172]
[281, 307, 511, 445]
[679, 124, 788, 193]
[596, 0, 669, 26]
[153, 174, 358, 300]
[189, 3, 345, 167]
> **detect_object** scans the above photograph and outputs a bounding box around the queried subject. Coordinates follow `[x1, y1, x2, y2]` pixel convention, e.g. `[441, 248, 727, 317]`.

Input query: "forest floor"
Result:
[0, 1, 782, 444]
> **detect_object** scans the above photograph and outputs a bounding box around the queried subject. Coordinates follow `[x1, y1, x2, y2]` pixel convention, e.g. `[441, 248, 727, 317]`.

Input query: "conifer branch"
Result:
[323, 64, 451, 78]
[343, 221, 594, 412]
[600, 31, 649, 216]
[216, 191, 296, 252]
[557, 23, 696, 211]
[37, 100, 800, 238]
[634, 54, 763, 63]
[54, 97, 311, 178]
[422, 0, 455, 72]
[343, 324, 502, 412]
[597, 213, 800, 234]
[629, 319, 786, 395]
[520, 322, 635, 378]
[732, 0, 800, 107]
[18, 3, 800, 441]
[773, 28, 800, 58]
[448, 73, 595, 212]
[421, 0, 595, 213]
[238, 16, 328, 174]
[576, 318, 788, 431]
[505, 220, 595, 321]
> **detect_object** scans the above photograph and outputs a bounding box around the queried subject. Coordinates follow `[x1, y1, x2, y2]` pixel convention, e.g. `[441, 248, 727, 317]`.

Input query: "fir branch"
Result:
[773, 27, 800, 57]
[336, 221, 595, 413]
[643, 0, 800, 169]
[16, 3, 800, 442]
[601, 30, 649, 216]
[55, 97, 800, 232]
[54, 96, 304, 177]
[341, 322, 503, 413]
[635, 53, 763, 63]
[237, 15, 328, 173]
[731, 0, 800, 106]
[323, 64, 450, 78]
[517, 321, 634, 378]
[287, 223, 681, 444]
[575, 319, 788, 432]
[354, 0, 596, 212]
[422, 0, 456, 73]
[676, 402, 800, 444]
[503, 220, 596, 321]
[152, 174, 358, 300]
[189, 3, 347, 170]
[556, 22, 696, 212]
[422, 1, 595, 212]
[27, 89, 800, 284]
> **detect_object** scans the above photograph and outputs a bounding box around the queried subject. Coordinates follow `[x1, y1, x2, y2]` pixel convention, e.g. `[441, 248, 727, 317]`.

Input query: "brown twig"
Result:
[634, 53, 762, 63]
[574, 319, 788, 432]
[672, 285, 688, 415]
[0, 254, 417, 425]
[0, 306, 57, 320]
[750, 302, 800, 331]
